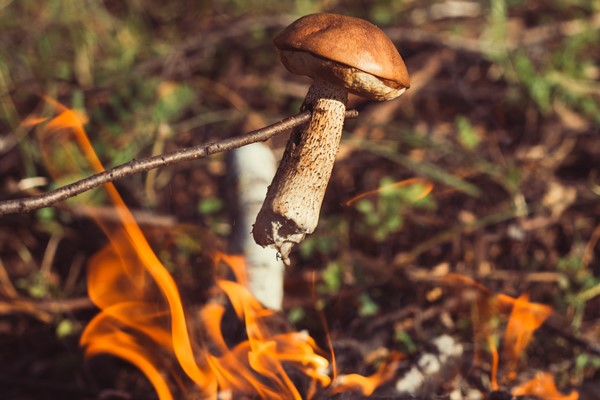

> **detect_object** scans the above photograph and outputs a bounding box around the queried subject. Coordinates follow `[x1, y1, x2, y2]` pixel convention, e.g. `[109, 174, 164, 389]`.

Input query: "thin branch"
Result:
[136, 15, 295, 77]
[385, 12, 600, 55]
[0, 109, 359, 216]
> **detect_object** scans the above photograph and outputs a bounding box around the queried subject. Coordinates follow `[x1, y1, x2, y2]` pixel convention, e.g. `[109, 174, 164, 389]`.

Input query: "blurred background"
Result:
[0, 0, 599, 399]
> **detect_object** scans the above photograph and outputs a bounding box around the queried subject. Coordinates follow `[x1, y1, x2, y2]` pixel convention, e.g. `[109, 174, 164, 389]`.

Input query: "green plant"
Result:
[354, 177, 435, 242]
[16, 270, 57, 299]
[480, 0, 600, 121]
[358, 293, 379, 317]
[299, 217, 348, 259]
[56, 318, 80, 338]
[556, 254, 600, 329]
[394, 330, 417, 354]
[455, 116, 481, 151]
[319, 261, 344, 295]
[574, 354, 600, 384]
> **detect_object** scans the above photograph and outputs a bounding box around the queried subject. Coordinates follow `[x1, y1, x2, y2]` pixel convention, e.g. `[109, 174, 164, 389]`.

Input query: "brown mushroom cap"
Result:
[274, 13, 410, 100]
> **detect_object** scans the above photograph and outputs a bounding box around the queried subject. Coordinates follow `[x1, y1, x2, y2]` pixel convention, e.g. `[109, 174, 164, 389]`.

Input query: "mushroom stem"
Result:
[253, 80, 348, 264]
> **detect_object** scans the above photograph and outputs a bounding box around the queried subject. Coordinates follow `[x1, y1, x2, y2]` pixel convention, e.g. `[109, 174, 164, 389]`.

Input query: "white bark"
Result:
[229, 143, 284, 310]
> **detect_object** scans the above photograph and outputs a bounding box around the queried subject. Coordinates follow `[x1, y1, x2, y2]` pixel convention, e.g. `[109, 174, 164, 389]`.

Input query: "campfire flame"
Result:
[30, 99, 577, 399]
[444, 274, 578, 399]
[512, 372, 579, 400]
[503, 293, 553, 379]
[33, 99, 396, 399]
[343, 177, 433, 206]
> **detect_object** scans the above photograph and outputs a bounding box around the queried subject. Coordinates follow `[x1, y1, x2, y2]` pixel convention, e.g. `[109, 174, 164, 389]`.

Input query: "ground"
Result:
[0, 1, 599, 399]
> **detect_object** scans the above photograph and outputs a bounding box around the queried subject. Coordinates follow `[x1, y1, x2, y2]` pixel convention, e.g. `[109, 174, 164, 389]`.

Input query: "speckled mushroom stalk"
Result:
[252, 13, 410, 265]
[253, 80, 348, 264]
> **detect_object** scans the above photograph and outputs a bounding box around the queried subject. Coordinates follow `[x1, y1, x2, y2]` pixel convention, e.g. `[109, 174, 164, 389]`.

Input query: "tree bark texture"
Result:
[229, 143, 284, 310]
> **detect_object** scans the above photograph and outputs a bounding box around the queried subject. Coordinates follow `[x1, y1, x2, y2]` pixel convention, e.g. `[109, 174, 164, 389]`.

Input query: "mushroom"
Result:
[252, 13, 410, 265]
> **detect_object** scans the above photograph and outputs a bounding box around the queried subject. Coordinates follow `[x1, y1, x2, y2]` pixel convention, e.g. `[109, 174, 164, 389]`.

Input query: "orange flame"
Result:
[443, 273, 506, 374]
[503, 293, 553, 379]
[333, 352, 404, 396]
[444, 274, 576, 398]
[33, 99, 396, 398]
[343, 177, 433, 206]
[488, 335, 500, 391]
[213, 251, 247, 286]
[512, 372, 579, 400]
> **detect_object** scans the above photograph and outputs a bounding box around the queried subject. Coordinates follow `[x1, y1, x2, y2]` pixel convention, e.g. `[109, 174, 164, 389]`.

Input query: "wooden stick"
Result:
[0, 110, 359, 216]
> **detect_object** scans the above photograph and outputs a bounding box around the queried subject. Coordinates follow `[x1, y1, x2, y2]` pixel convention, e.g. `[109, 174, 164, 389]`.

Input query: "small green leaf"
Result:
[287, 307, 306, 325]
[197, 197, 223, 215]
[358, 293, 379, 317]
[56, 319, 76, 338]
[455, 116, 481, 150]
[320, 262, 343, 295]
[395, 330, 417, 354]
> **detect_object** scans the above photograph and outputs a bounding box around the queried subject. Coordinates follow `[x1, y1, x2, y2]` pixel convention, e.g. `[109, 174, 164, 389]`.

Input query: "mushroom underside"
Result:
[279, 50, 407, 101]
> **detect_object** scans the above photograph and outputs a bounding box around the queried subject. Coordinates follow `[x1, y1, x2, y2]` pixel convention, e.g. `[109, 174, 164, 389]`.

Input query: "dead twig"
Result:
[386, 12, 600, 55]
[0, 259, 18, 298]
[135, 15, 295, 77]
[62, 204, 178, 227]
[0, 297, 94, 322]
[544, 314, 600, 357]
[0, 110, 359, 216]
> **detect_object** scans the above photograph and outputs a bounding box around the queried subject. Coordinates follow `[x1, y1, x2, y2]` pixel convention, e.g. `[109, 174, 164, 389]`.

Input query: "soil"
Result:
[0, 2, 598, 399]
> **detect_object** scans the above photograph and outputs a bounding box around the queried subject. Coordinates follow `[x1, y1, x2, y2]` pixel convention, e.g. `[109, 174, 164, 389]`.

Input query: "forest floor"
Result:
[0, 1, 599, 399]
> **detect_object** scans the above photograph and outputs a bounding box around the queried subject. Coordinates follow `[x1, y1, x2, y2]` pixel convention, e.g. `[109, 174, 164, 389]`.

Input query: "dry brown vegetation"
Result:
[0, 1, 599, 399]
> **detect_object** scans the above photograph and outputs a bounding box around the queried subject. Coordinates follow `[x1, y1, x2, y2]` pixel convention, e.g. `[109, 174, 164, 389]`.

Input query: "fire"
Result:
[503, 293, 553, 379]
[333, 352, 403, 395]
[33, 99, 396, 398]
[344, 177, 433, 206]
[512, 372, 579, 400]
[444, 274, 578, 399]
